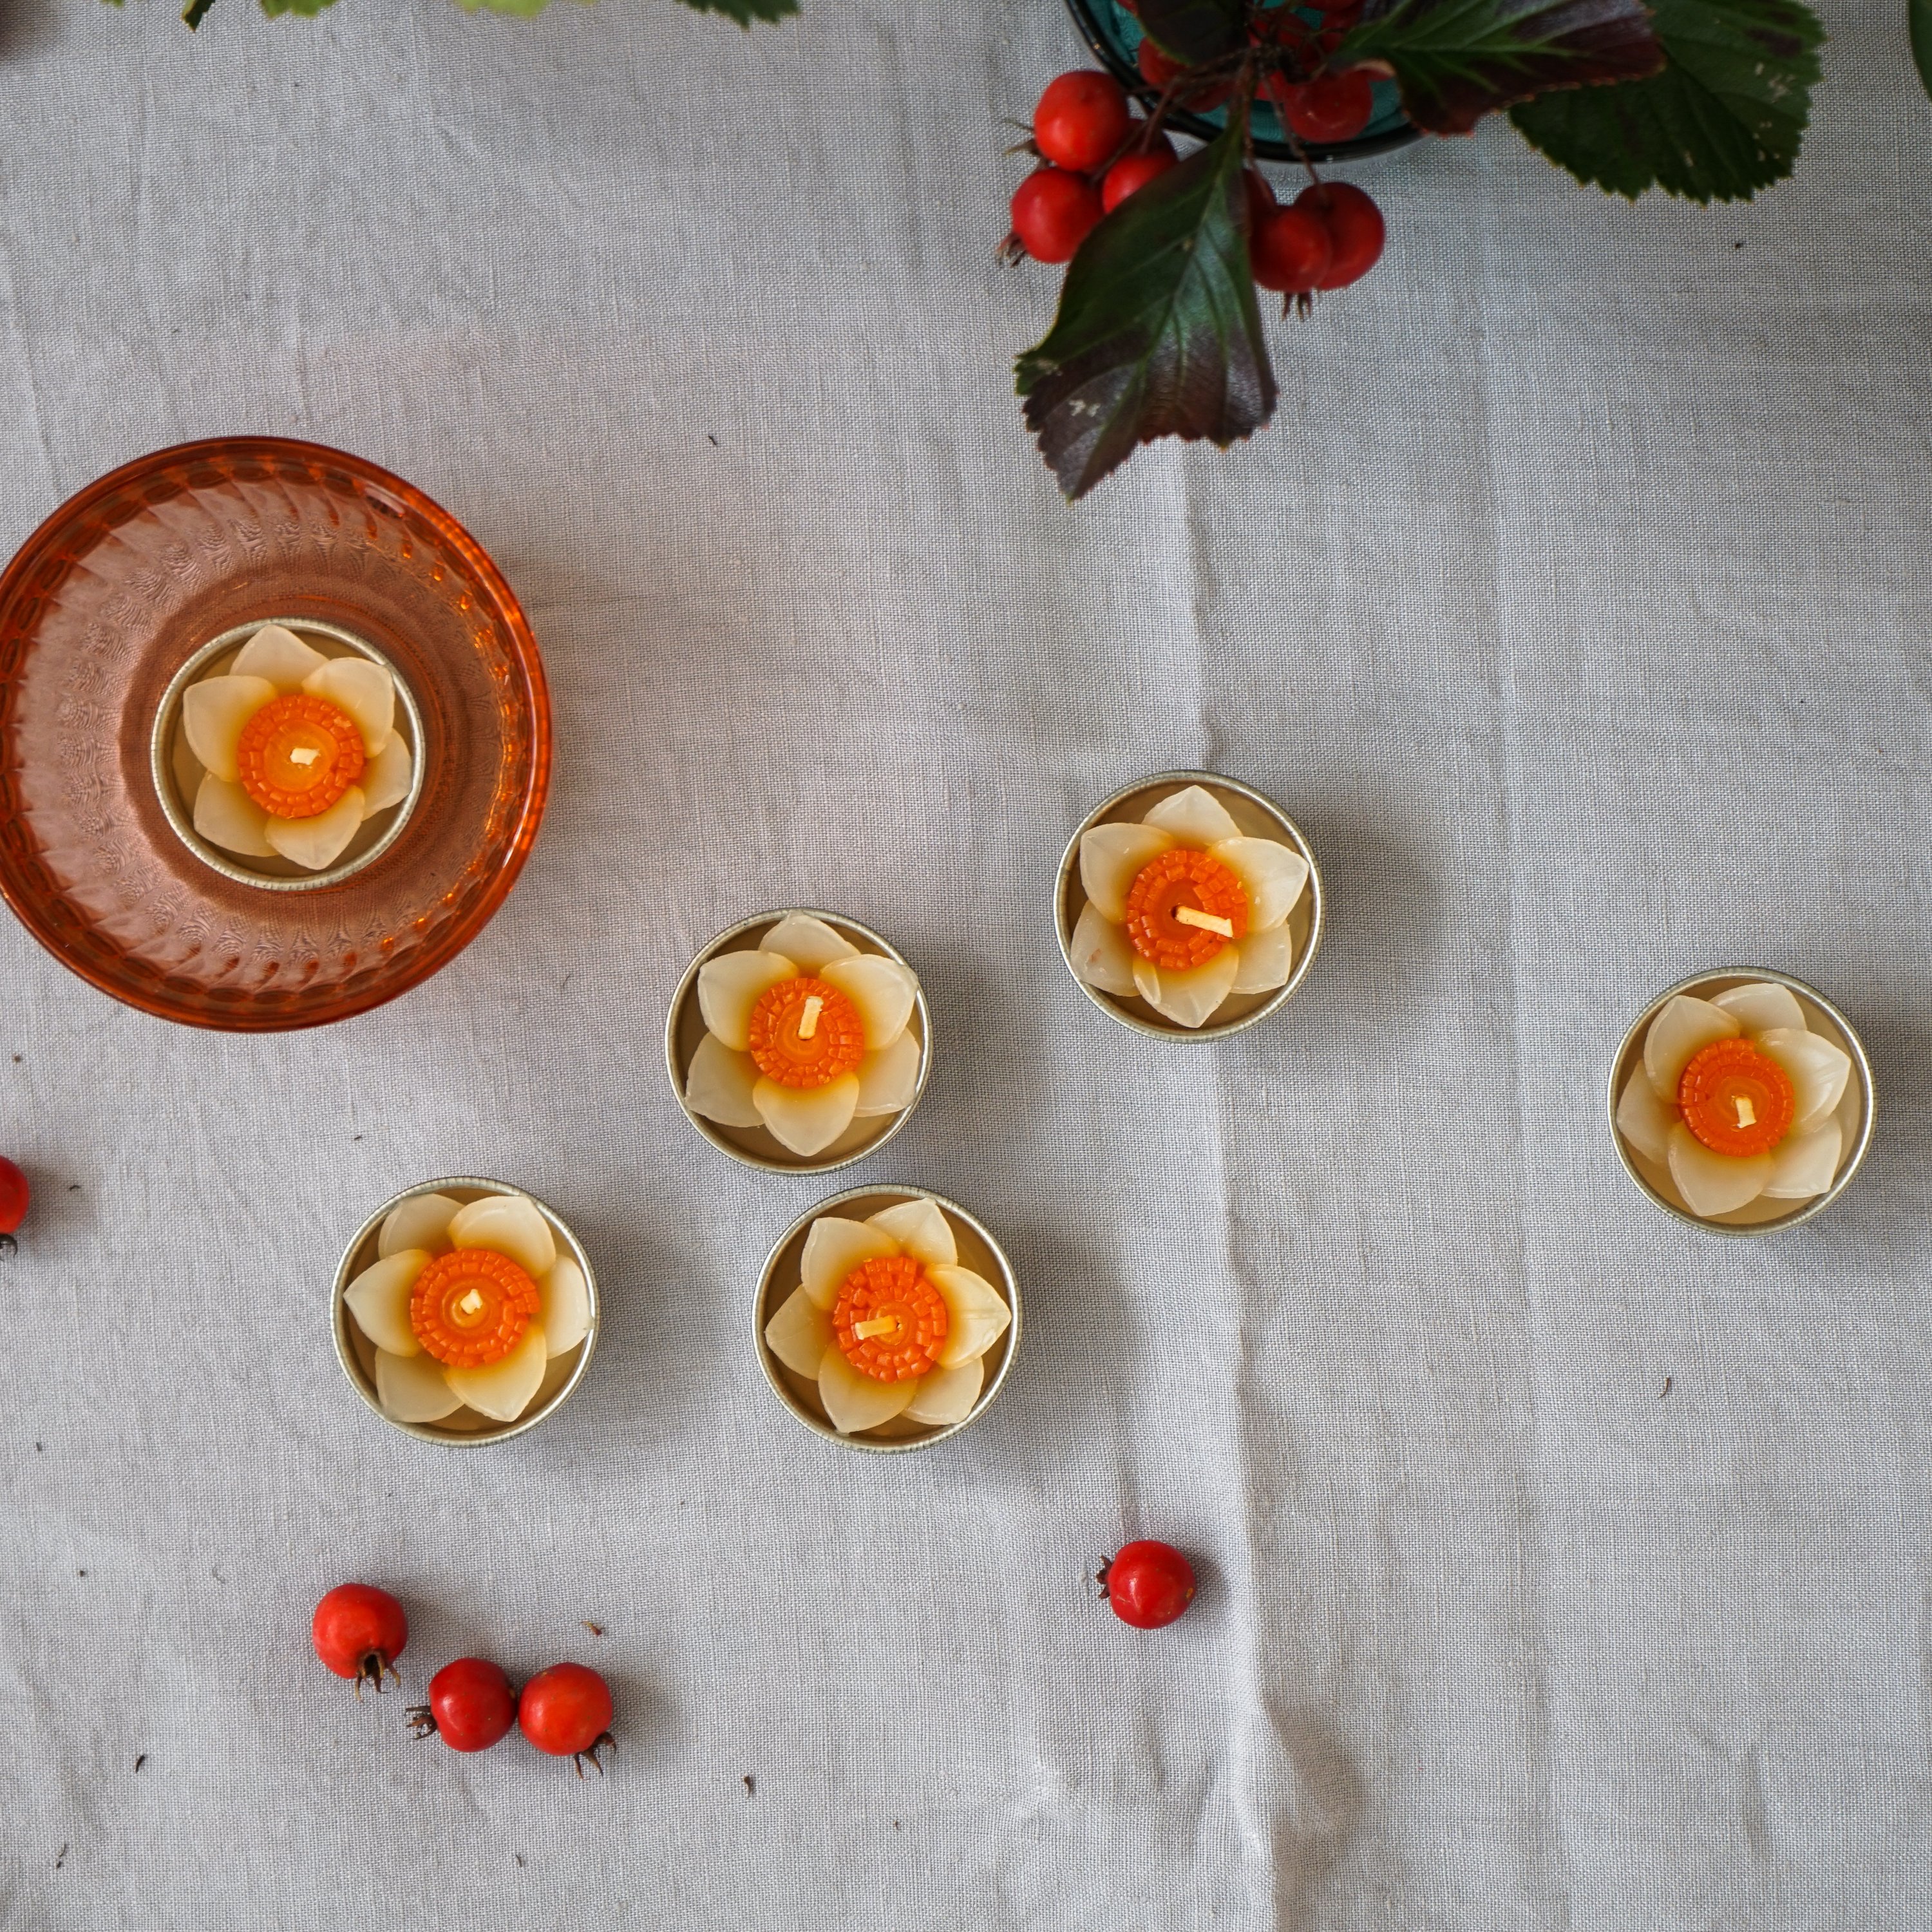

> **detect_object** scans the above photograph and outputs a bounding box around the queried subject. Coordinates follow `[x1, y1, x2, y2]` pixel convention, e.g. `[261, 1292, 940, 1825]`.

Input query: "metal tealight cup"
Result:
[1055, 768, 1323, 1040]
[1606, 967, 1875, 1235]
[753, 1184, 1020, 1454]
[151, 617, 428, 893]
[665, 909, 933, 1174]
[331, 1175, 601, 1444]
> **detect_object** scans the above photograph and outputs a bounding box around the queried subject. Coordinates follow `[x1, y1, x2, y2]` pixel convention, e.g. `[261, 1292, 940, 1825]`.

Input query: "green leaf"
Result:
[1015, 120, 1275, 501]
[1509, 0, 1823, 201]
[1911, 0, 1932, 101]
[184, 0, 217, 21]
[1340, 0, 1666, 135]
[1137, 0, 1244, 65]
[258, 0, 341, 14]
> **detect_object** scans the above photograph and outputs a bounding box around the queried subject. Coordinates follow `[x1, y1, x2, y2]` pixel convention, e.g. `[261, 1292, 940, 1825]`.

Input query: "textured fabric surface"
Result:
[2, 2, 1929, 1926]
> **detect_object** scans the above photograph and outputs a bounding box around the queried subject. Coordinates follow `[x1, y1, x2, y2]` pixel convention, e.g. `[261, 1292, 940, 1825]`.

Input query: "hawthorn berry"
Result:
[1102, 146, 1178, 212]
[312, 1583, 407, 1696]
[1032, 70, 1132, 173]
[1272, 69, 1375, 144]
[519, 1662, 615, 1776]
[1252, 204, 1333, 296]
[0, 1157, 26, 1258]
[1010, 167, 1104, 264]
[408, 1658, 517, 1752]
[1243, 167, 1277, 232]
[1100, 1540, 1197, 1629]
[1296, 180, 1385, 288]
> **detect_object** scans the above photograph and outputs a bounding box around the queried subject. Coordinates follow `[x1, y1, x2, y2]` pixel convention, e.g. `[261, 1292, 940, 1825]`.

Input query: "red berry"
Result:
[1251, 204, 1333, 294]
[1010, 167, 1104, 265]
[1243, 167, 1277, 232]
[0, 1157, 26, 1255]
[1101, 146, 1178, 212]
[1296, 180, 1385, 288]
[518, 1662, 615, 1775]
[1101, 1540, 1197, 1629]
[1273, 69, 1374, 144]
[408, 1658, 516, 1752]
[1137, 39, 1233, 110]
[312, 1583, 407, 1695]
[1032, 70, 1132, 173]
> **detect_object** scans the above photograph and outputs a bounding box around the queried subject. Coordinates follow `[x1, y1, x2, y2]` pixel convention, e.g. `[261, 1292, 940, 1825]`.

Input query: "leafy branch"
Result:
[1015, 0, 1712, 497]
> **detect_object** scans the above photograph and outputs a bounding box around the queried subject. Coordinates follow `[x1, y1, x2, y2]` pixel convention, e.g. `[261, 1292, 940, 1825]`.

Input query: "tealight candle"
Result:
[1057, 772, 1322, 1036]
[667, 911, 931, 1172]
[755, 1187, 1020, 1452]
[1609, 971, 1874, 1232]
[154, 619, 424, 889]
[333, 1178, 598, 1443]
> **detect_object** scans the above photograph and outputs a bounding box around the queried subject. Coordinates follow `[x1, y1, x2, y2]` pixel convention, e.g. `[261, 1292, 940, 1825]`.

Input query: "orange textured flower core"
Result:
[748, 978, 866, 1089]
[409, 1249, 542, 1367]
[1678, 1039, 1796, 1157]
[1124, 849, 1251, 969]
[235, 692, 367, 819]
[832, 1255, 949, 1383]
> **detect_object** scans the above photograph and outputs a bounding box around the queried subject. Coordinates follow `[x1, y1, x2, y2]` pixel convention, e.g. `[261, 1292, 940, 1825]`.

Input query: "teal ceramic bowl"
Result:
[1061, 0, 1417, 164]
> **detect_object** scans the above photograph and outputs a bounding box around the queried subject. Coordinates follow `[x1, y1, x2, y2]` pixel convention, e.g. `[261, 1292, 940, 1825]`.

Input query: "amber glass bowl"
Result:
[0, 439, 549, 1029]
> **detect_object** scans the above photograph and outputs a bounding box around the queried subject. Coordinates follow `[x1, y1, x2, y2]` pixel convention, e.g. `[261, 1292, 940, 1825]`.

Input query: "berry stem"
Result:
[351, 1651, 399, 1699]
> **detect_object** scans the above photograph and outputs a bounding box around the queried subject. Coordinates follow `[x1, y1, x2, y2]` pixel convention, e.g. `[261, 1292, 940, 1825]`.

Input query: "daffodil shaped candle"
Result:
[1611, 972, 1873, 1231]
[757, 1189, 1019, 1450]
[1059, 774, 1321, 1034]
[669, 912, 930, 1170]
[334, 1180, 598, 1441]
[158, 620, 422, 886]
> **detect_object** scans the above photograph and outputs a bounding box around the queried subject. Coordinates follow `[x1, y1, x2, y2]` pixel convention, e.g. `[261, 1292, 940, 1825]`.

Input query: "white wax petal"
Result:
[866, 1197, 957, 1268]
[1643, 996, 1740, 1101]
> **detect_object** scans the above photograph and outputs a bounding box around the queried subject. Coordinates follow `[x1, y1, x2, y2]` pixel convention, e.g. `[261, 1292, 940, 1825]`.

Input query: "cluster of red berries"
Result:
[312, 1582, 616, 1776]
[1007, 68, 1385, 301]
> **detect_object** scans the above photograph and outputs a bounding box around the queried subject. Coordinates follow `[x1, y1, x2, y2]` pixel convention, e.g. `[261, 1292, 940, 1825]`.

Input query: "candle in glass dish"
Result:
[755, 1187, 1019, 1452]
[1609, 971, 1874, 1233]
[153, 619, 425, 891]
[333, 1179, 598, 1443]
[667, 911, 931, 1173]
[1057, 772, 1322, 1037]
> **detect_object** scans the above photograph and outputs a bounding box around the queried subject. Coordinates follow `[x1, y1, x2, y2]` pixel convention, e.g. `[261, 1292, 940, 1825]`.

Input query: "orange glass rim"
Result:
[0, 436, 552, 1030]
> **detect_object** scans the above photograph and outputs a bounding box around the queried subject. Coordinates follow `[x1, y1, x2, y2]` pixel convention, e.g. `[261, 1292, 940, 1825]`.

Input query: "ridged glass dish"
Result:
[0, 439, 549, 1030]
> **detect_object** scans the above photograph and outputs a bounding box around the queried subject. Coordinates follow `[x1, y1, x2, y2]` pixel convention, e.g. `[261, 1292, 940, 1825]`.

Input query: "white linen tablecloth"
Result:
[2, 1, 1929, 1925]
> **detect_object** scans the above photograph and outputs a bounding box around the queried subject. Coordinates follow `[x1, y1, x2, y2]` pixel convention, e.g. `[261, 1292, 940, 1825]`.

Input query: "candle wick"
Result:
[289, 746, 319, 767]
[798, 995, 824, 1041]
[853, 1314, 898, 1341]
[1735, 1095, 1756, 1128]
[1174, 906, 1234, 938]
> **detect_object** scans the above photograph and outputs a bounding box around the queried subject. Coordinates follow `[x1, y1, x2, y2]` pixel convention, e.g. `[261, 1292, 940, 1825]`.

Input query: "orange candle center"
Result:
[1677, 1039, 1795, 1157]
[409, 1249, 542, 1367]
[748, 978, 866, 1088]
[832, 1255, 949, 1383]
[236, 693, 367, 819]
[1124, 850, 1250, 969]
